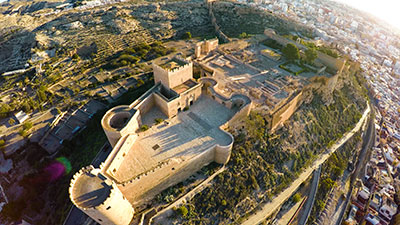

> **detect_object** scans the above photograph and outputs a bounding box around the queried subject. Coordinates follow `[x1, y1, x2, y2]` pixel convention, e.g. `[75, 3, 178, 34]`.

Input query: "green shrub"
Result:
[0, 139, 5, 147]
[72, 53, 80, 60]
[155, 118, 163, 124]
[183, 106, 189, 111]
[140, 125, 149, 131]
[23, 122, 33, 130]
[19, 129, 28, 137]
[292, 193, 301, 203]
[182, 32, 192, 40]
[177, 205, 188, 217]
[8, 118, 15, 125]
[136, 79, 145, 87]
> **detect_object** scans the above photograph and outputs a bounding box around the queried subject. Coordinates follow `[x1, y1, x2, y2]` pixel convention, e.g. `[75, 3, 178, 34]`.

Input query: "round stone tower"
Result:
[69, 166, 134, 225]
[101, 105, 139, 147]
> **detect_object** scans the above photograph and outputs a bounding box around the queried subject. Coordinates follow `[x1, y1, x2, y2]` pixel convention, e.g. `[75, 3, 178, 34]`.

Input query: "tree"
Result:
[0, 104, 11, 118]
[136, 79, 145, 87]
[155, 118, 163, 124]
[8, 118, 15, 125]
[72, 53, 80, 60]
[22, 102, 31, 113]
[22, 121, 33, 131]
[183, 32, 192, 40]
[239, 32, 248, 39]
[305, 48, 318, 64]
[282, 43, 300, 61]
[293, 193, 302, 203]
[177, 205, 188, 217]
[140, 125, 149, 131]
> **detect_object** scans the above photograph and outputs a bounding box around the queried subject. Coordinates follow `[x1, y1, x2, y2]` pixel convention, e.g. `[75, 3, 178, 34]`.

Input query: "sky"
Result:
[335, 0, 400, 30]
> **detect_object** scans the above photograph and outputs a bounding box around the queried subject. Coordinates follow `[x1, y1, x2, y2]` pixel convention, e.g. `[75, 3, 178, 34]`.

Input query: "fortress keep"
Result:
[69, 52, 251, 225]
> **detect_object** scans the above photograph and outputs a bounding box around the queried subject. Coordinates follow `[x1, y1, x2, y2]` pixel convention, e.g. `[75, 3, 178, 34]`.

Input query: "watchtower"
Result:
[69, 166, 134, 225]
[152, 56, 193, 89]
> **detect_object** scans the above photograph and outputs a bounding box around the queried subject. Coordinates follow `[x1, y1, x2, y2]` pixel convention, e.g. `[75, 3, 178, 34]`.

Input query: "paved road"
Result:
[63, 143, 112, 225]
[333, 104, 376, 225]
[298, 166, 321, 225]
[241, 104, 370, 225]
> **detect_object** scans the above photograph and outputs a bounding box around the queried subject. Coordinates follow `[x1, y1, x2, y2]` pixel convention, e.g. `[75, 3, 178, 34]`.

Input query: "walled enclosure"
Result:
[263, 28, 346, 73]
[70, 53, 252, 225]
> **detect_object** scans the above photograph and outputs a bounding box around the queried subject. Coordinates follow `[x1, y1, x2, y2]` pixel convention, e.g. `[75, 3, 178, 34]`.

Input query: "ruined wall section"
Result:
[195, 38, 219, 58]
[315, 52, 346, 74]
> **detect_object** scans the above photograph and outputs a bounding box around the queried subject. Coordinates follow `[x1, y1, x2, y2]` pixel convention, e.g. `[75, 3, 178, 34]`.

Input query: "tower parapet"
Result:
[152, 54, 193, 89]
[69, 166, 134, 225]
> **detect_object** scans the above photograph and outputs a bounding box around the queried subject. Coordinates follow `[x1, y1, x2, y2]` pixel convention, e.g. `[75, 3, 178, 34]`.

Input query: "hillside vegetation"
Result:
[171, 69, 368, 224]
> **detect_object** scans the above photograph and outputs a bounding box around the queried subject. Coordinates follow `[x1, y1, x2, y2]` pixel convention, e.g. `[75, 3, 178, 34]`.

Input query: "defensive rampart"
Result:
[207, 1, 231, 43]
[269, 91, 303, 132]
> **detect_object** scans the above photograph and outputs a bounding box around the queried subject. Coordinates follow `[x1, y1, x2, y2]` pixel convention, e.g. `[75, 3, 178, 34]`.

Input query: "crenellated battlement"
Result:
[152, 57, 192, 73]
[120, 159, 173, 185]
[69, 165, 134, 225]
[69, 166, 114, 210]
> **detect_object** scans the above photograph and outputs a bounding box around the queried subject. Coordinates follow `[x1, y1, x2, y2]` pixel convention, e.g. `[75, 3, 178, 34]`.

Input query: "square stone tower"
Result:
[152, 55, 193, 89]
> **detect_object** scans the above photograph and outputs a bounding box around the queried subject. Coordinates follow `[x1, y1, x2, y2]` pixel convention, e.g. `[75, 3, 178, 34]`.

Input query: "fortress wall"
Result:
[128, 83, 161, 109]
[270, 91, 303, 132]
[214, 133, 233, 164]
[315, 52, 346, 73]
[264, 29, 304, 50]
[104, 135, 138, 178]
[103, 127, 122, 148]
[135, 93, 155, 116]
[179, 84, 202, 107]
[205, 38, 219, 53]
[327, 72, 339, 89]
[69, 167, 134, 225]
[102, 106, 139, 148]
[196, 38, 219, 58]
[195, 44, 202, 58]
[208, 88, 230, 106]
[153, 84, 202, 118]
[119, 147, 216, 204]
[120, 110, 141, 138]
[208, 2, 231, 43]
[220, 99, 252, 130]
[153, 92, 176, 117]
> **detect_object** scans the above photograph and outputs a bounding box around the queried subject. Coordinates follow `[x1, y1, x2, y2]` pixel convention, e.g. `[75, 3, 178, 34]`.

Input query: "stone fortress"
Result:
[69, 43, 251, 225]
[69, 31, 348, 224]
